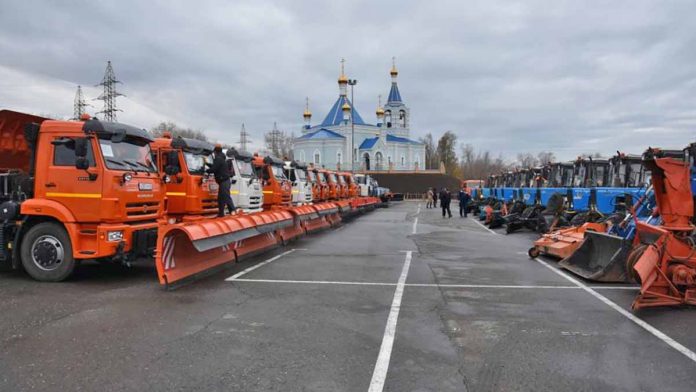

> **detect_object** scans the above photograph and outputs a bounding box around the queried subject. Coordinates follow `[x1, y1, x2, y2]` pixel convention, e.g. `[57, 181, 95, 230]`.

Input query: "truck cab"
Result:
[340, 172, 359, 198]
[150, 135, 217, 218]
[319, 169, 339, 200]
[226, 148, 263, 212]
[353, 173, 373, 197]
[335, 171, 350, 199]
[284, 160, 312, 205]
[253, 155, 291, 209]
[0, 110, 164, 281]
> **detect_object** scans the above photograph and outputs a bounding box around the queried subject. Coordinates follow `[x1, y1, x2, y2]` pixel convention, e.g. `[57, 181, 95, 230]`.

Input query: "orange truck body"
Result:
[253, 155, 292, 209]
[0, 110, 163, 280]
[319, 169, 339, 200]
[341, 172, 359, 198]
[310, 167, 329, 201]
[150, 135, 218, 218]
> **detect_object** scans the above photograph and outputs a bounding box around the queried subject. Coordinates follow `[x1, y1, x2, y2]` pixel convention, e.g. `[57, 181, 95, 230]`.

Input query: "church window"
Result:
[299, 151, 305, 162]
[313, 150, 321, 165]
[385, 110, 392, 128]
[337, 151, 342, 165]
[399, 110, 406, 127]
[401, 155, 405, 166]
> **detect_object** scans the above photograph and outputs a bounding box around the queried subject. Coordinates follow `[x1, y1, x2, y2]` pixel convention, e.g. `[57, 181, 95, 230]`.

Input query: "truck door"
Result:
[45, 136, 102, 222]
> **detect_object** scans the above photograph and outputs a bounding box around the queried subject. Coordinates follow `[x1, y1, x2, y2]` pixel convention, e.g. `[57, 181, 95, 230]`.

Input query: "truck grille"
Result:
[125, 201, 160, 217]
[202, 198, 218, 209]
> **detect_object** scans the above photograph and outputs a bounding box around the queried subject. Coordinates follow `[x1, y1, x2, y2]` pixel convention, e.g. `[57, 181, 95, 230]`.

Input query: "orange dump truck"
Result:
[150, 134, 218, 218]
[0, 110, 163, 281]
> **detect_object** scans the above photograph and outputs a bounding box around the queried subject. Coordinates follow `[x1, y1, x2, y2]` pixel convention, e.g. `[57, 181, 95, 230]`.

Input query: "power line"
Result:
[95, 61, 123, 122]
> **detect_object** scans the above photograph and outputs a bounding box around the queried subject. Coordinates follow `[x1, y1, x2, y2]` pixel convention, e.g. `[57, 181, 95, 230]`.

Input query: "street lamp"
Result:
[348, 79, 357, 173]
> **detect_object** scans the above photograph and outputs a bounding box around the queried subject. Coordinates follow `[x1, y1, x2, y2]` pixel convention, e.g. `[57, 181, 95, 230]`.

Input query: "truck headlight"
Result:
[123, 173, 133, 182]
[107, 231, 124, 242]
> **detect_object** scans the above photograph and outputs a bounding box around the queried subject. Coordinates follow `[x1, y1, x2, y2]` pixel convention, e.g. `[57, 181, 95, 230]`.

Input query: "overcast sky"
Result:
[1, 0, 695, 161]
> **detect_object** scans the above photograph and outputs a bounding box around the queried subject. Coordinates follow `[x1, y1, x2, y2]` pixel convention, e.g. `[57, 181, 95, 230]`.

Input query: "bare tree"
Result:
[264, 125, 294, 159]
[516, 153, 539, 168]
[537, 151, 556, 165]
[459, 144, 510, 180]
[419, 133, 438, 170]
[151, 121, 208, 141]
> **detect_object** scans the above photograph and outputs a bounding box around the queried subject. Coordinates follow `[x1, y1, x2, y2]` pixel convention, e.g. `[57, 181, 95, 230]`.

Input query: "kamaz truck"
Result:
[284, 160, 312, 205]
[0, 110, 163, 281]
[150, 134, 218, 218]
[225, 148, 263, 212]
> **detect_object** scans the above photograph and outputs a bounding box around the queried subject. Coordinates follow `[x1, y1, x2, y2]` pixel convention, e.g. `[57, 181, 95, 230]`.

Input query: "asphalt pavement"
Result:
[1, 201, 695, 391]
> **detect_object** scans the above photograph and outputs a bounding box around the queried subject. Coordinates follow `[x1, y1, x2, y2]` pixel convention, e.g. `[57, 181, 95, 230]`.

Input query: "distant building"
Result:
[293, 60, 425, 171]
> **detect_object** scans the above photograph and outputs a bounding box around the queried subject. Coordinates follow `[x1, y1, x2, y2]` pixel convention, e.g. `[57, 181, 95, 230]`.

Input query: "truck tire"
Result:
[20, 222, 76, 282]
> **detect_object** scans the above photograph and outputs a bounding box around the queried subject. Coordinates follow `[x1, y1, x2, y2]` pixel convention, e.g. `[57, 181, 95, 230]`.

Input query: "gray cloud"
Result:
[1, 0, 695, 160]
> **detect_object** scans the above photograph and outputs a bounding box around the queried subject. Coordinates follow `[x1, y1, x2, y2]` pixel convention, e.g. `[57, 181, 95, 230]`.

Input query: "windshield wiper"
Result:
[106, 157, 135, 171]
[124, 159, 153, 172]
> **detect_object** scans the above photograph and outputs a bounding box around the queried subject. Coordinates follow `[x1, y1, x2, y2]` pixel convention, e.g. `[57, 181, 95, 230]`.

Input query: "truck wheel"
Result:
[20, 222, 76, 282]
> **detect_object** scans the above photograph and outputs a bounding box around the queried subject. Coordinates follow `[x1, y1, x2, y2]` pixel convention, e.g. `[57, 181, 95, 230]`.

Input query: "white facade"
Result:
[293, 62, 425, 171]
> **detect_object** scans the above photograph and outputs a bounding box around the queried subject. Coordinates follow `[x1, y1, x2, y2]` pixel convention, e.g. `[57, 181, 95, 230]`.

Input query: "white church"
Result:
[293, 60, 425, 172]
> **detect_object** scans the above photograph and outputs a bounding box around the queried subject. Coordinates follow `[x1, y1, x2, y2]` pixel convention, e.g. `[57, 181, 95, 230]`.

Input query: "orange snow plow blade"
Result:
[313, 202, 341, 227]
[155, 211, 293, 288]
[528, 222, 606, 259]
[335, 199, 353, 216]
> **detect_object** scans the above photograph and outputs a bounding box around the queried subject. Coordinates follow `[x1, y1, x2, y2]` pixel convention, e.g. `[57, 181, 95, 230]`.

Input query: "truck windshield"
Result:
[100, 138, 156, 172]
[329, 173, 337, 183]
[627, 163, 643, 187]
[307, 170, 316, 182]
[315, 172, 325, 184]
[337, 175, 345, 184]
[236, 160, 255, 177]
[184, 152, 210, 175]
[295, 169, 306, 181]
[355, 176, 366, 185]
[272, 166, 286, 179]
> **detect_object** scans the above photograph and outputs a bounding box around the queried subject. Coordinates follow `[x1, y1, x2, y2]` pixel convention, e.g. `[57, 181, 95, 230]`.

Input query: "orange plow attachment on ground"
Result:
[528, 222, 607, 259]
[155, 211, 293, 288]
[335, 199, 354, 217]
[309, 202, 341, 228]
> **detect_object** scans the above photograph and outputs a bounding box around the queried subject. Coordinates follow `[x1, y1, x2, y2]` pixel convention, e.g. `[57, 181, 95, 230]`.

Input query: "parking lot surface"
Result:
[1, 201, 695, 391]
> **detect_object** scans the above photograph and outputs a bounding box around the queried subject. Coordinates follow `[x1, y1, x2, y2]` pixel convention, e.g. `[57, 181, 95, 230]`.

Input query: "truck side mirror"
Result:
[74, 138, 87, 158]
[75, 157, 89, 170]
[164, 152, 181, 176]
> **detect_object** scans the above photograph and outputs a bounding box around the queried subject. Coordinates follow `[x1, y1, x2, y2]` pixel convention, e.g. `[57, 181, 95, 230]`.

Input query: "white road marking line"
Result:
[534, 257, 696, 363]
[471, 217, 498, 235]
[231, 278, 397, 286]
[408, 283, 579, 289]
[412, 217, 418, 234]
[368, 251, 412, 392]
[225, 249, 297, 281]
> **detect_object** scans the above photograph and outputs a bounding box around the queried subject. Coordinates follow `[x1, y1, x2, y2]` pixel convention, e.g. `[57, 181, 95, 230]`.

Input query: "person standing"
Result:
[432, 187, 438, 208]
[206, 144, 236, 217]
[440, 187, 452, 218]
[458, 186, 471, 217]
[426, 188, 434, 208]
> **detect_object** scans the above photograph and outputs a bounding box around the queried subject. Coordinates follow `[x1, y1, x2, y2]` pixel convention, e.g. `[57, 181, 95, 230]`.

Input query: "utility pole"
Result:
[267, 122, 283, 157]
[348, 79, 357, 173]
[73, 85, 90, 119]
[238, 123, 251, 152]
[95, 61, 123, 122]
